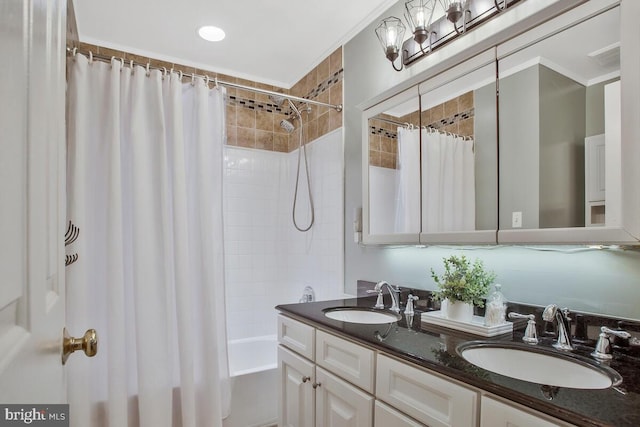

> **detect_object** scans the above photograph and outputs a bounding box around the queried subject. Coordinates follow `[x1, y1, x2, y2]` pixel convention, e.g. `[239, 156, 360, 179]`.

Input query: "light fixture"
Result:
[375, 17, 406, 72]
[377, 0, 512, 70]
[440, 0, 470, 33]
[198, 25, 226, 42]
[404, 0, 437, 45]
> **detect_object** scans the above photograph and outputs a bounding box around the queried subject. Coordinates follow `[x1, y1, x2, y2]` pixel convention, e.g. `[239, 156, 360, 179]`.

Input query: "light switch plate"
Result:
[512, 211, 522, 228]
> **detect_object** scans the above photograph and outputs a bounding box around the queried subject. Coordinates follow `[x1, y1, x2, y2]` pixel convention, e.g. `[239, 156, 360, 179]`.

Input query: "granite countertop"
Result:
[276, 296, 640, 427]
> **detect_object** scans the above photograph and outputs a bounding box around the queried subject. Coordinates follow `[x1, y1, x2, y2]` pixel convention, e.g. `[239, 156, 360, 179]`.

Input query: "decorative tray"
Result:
[420, 310, 513, 337]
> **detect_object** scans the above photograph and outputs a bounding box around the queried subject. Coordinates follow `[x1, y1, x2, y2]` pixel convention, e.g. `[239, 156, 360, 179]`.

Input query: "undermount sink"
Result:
[457, 341, 622, 389]
[323, 307, 401, 324]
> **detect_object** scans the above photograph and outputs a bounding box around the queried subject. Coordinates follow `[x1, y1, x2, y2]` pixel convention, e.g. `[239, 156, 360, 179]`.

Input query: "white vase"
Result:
[445, 299, 474, 323]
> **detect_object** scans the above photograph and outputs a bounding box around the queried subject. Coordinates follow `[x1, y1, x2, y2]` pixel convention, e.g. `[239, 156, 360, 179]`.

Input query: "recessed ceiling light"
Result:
[198, 26, 225, 42]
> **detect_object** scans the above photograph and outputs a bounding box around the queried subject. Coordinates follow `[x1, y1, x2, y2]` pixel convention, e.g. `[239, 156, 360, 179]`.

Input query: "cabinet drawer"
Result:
[376, 354, 478, 427]
[315, 330, 375, 393]
[481, 396, 569, 427]
[278, 314, 315, 360]
[375, 400, 425, 427]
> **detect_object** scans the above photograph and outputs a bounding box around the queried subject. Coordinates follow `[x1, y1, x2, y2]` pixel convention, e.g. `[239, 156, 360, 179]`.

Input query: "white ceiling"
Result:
[73, 0, 398, 88]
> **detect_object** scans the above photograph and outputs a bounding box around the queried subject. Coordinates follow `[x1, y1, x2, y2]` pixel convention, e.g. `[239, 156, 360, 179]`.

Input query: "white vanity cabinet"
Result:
[278, 313, 577, 427]
[278, 315, 375, 427]
[480, 396, 574, 427]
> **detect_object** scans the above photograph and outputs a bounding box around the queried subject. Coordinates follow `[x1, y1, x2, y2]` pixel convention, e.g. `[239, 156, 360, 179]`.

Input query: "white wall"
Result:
[223, 129, 344, 340]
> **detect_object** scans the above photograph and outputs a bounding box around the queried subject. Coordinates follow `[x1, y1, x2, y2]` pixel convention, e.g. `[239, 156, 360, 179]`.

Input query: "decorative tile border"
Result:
[427, 107, 475, 130]
[230, 68, 344, 116]
[307, 69, 343, 100]
[369, 125, 397, 140]
[227, 95, 286, 113]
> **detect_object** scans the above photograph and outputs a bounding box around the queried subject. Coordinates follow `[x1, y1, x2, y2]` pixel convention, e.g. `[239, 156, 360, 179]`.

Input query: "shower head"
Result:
[280, 119, 296, 134]
[269, 93, 286, 106]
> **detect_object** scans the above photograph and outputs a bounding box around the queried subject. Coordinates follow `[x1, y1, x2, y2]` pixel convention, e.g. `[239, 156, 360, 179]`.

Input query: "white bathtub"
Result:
[225, 335, 278, 427]
[228, 335, 278, 377]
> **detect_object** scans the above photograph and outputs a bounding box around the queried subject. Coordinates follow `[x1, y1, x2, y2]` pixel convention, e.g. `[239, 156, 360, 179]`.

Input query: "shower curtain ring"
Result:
[145, 62, 150, 77]
[214, 77, 219, 89]
[88, 51, 93, 63]
[204, 75, 209, 87]
[72, 47, 77, 57]
[191, 73, 195, 86]
[178, 71, 183, 81]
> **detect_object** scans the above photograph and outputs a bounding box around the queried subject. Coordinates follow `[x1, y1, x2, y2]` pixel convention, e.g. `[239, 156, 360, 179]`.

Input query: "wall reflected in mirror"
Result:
[368, 98, 421, 235]
[498, 6, 620, 230]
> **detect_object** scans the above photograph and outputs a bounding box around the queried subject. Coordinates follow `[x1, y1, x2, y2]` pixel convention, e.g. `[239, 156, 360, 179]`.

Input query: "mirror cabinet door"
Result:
[363, 89, 421, 244]
[497, 3, 628, 243]
[419, 54, 498, 244]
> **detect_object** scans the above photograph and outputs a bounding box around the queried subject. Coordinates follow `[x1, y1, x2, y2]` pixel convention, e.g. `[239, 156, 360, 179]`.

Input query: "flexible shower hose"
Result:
[292, 108, 314, 232]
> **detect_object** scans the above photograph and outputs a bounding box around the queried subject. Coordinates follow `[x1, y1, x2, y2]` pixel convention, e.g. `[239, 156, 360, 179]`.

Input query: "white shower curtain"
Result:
[422, 129, 476, 232]
[66, 54, 230, 427]
[394, 127, 421, 233]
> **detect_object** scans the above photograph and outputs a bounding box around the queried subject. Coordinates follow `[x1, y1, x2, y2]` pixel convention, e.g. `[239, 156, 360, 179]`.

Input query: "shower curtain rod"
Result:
[66, 47, 343, 112]
[371, 116, 418, 128]
[372, 115, 473, 141]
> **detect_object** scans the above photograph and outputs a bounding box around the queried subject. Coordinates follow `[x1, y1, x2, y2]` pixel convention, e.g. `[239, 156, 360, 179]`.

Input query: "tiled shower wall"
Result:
[223, 130, 344, 340]
[74, 42, 343, 153]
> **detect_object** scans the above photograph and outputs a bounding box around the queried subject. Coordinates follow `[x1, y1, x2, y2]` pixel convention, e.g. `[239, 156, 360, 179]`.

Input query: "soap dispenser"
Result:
[484, 284, 507, 326]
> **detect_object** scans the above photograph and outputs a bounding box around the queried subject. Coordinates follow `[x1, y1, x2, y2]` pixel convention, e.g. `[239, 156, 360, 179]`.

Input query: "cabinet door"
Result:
[376, 354, 478, 427]
[279, 346, 315, 427]
[480, 396, 566, 427]
[375, 401, 425, 427]
[316, 367, 374, 427]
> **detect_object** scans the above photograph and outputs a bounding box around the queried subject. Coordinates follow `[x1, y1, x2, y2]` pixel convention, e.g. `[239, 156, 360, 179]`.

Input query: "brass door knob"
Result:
[62, 327, 98, 365]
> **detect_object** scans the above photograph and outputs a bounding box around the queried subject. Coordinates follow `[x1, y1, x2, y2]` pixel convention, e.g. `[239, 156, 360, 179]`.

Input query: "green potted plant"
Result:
[430, 255, 496, 322]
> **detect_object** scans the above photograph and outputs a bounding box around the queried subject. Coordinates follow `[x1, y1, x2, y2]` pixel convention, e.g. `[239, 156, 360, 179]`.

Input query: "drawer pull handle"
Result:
[301, 376, 311, 383]
[312, 382, 321, 389]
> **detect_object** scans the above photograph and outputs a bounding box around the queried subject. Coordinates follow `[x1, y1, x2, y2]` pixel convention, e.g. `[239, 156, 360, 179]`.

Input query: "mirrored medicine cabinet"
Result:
[362, 1, 640, 246]
[363, 87, 421, 244]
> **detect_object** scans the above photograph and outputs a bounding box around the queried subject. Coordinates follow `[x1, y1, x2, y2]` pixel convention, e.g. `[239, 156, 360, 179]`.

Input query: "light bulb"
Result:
[416, 9, 426, 28]
[386, 27, 397, 47]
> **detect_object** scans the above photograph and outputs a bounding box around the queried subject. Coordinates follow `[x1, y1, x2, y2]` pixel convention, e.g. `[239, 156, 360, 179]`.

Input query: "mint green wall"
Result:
[343, 5, 640, 320]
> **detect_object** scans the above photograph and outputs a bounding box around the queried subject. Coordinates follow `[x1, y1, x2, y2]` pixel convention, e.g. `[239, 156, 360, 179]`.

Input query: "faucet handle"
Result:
[367, 289, 385, 309]
[591, 327, 632, 360]
[404, 294, 419, 315]
[508, 312, 539, 344]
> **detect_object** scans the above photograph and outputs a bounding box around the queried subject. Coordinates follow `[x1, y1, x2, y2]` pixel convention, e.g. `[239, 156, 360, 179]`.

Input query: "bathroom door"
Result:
[0, 0, 68, 404]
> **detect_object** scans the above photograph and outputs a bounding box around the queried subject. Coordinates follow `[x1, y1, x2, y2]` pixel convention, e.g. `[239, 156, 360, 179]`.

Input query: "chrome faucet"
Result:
[592, 327, 631, 360]
[370, 281, 401, 313]
[542, 304, 573, 350]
